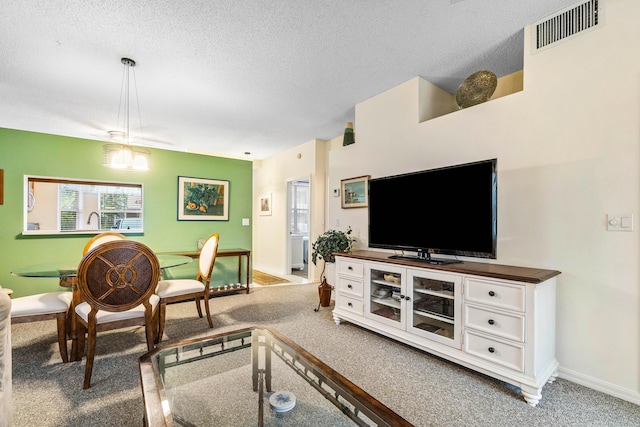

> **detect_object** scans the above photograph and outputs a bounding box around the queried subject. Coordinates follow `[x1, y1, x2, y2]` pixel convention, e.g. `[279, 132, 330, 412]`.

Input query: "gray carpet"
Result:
[10, 284, 640, 426]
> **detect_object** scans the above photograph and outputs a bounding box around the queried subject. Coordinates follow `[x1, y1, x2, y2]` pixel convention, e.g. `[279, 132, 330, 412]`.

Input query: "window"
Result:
[289, 181, 309, 234]
[24, 175, 144, 235]
[59, 185, 80, 231]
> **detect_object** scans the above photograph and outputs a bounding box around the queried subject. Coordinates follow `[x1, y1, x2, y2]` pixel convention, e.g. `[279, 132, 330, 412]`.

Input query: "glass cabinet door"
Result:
[365, 263, 406, 329]
[408, 269, 462, 348]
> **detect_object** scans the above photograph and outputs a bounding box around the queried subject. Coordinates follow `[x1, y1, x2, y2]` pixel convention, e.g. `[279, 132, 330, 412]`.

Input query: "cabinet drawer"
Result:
[465, 278, 525, 313]
[338, 277, 363, 297]
[464, 304, 525, 343]
[465, 331, 524, 372]
[336, 295, 363, 316]
[337, 259, 364, 278]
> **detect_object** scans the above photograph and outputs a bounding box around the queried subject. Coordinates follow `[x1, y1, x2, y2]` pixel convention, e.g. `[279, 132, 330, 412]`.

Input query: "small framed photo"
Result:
[259, 192, 272, 216]
[178, 176, 229, 221]
[341, 175, 370, 209]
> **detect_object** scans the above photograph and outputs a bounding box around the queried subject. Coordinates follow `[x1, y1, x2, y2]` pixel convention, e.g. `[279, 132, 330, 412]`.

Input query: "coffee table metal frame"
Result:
[139, 326, 412, 427]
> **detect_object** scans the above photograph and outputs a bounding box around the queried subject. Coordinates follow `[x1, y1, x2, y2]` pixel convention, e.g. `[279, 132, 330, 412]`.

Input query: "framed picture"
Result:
[178, 176, 229, 221]
[259, 192, 272, 216]
[341, 175, 370, 209]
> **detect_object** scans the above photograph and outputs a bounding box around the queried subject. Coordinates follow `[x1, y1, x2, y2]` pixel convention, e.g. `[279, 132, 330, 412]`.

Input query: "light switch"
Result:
[607, 214, 633, 231]
[242, 218, 250, 226]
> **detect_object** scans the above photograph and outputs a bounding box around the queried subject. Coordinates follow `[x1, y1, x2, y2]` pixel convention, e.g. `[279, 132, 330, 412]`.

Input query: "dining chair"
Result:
[155, 233, 219, 342]
[10, 291, 72, 363]
[82, 231, 127, 255]
[65, 231, 128, 361]
[75, 240, 160, 389]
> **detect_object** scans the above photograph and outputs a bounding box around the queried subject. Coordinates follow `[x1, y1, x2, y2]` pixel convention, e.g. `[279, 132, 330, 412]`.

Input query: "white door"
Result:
[286, 178, 310, 278]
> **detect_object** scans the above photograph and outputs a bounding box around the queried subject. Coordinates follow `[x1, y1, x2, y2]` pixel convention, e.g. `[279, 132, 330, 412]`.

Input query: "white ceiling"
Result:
[0, 0, 577, 160]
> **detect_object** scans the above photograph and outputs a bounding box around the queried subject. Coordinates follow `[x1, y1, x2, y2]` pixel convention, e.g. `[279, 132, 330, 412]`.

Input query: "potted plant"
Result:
[311, 227, 353, 309]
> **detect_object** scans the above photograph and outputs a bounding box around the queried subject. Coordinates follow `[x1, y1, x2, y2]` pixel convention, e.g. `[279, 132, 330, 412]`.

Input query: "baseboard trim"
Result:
[558, 366, 640, 405]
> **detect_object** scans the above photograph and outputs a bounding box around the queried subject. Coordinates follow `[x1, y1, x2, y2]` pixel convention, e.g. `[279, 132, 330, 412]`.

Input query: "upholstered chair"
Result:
[82, 231, 127, 255]
[155, 233, 219, 342]
[10, 291, 72, 363]
[75, 240, 160, 389]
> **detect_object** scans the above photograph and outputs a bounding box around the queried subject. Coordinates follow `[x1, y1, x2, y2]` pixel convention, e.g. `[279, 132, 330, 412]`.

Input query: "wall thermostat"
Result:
[332, 188, 340, 197]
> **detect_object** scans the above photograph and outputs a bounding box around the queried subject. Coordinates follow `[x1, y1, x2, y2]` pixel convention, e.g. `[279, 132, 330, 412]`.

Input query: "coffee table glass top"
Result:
[139, 327, 412, 427]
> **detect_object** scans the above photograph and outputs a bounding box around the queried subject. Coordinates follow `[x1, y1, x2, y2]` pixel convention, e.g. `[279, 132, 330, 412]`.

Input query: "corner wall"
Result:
[252, 138, 327, 281]
[326, 0, 640, 404]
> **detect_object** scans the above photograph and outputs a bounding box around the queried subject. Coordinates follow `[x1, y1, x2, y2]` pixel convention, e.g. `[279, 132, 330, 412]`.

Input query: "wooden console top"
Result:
[335, 250, 560, 284]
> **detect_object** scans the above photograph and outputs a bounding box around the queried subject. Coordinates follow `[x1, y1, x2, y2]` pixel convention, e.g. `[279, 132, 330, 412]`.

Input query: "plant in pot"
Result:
[311, 227, 353, 311]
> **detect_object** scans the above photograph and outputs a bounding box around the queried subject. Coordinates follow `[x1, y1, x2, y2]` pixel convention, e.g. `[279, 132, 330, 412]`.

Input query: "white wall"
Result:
[324, 0, 640, 403]
[253, 138, 327, 280]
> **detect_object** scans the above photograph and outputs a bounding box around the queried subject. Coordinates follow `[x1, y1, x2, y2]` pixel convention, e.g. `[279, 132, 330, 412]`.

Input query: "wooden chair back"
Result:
[76, 240, 160, 313]
[82, 232, 127, 255]
[197, 233, 220, 282]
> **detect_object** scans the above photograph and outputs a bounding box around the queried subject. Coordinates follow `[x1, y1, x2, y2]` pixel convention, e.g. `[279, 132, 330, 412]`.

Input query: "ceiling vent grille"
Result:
[533, 0, 600, 53]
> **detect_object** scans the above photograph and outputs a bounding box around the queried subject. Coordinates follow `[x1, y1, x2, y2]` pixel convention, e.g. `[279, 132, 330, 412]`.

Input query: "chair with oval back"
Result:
[155, 233, 219, 342]
[82, 231, 127, 255]
[66, 231, 128, 361]
[75, 240, 160, 389]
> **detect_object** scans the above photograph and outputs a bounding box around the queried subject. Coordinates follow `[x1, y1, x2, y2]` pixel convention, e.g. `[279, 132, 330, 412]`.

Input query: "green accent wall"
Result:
[0, 128, 253, 297]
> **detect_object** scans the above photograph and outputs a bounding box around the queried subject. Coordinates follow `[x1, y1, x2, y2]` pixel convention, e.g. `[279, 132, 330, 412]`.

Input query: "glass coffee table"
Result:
[139, 327, 413, 427]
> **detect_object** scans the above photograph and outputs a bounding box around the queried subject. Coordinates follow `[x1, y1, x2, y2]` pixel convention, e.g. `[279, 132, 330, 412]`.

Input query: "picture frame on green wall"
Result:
[178, 176, 229, 221]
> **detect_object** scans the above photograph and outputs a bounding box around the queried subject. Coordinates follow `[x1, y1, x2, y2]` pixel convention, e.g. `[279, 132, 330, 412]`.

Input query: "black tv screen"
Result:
[368, 159, 497, 262]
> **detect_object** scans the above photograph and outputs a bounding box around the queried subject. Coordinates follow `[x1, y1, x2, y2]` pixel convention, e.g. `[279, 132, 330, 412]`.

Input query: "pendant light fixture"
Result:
[102, 58, 151, 170]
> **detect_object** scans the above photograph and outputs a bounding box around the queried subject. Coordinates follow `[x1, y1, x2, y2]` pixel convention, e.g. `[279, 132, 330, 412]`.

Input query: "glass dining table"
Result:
[11, 254, 193, 361]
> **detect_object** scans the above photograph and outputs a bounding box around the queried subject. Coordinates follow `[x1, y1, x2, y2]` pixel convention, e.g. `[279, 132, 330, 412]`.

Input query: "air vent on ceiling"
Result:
[532, 0, 600, 53]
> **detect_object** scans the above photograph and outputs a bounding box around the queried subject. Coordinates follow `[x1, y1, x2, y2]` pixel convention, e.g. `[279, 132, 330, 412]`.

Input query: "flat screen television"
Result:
[368, 158, 497, 264]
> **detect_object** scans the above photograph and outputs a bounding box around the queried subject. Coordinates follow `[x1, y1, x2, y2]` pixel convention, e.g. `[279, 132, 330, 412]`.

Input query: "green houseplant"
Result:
[311, 227, 353, 309]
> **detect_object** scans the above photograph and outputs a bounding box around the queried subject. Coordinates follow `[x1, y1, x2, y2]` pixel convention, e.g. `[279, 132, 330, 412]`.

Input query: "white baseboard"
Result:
[558, 366, 640, 405]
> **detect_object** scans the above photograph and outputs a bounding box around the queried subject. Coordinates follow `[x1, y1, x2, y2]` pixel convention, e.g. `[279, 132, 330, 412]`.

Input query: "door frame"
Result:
[285, 175, 311, 277]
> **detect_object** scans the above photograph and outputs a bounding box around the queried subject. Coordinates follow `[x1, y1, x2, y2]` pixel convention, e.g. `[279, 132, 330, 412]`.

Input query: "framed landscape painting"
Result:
[341, 175, 370, 209]
[178, 176, 229, 221]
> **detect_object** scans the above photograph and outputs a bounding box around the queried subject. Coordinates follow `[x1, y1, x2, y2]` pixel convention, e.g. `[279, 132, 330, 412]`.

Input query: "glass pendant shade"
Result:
[103, 143, 150, 170]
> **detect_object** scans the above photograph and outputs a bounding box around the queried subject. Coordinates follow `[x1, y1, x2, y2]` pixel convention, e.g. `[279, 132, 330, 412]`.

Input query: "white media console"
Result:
[332, 250, 561, 406]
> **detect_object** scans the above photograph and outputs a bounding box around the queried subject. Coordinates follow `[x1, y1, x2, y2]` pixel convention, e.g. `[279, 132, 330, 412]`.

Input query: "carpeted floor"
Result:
[252, 269, 290, 285]
[9, 284, 640, 426]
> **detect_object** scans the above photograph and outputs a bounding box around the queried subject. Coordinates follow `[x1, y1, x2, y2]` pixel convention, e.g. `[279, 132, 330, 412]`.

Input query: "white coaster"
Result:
[269, 390, 296, 413]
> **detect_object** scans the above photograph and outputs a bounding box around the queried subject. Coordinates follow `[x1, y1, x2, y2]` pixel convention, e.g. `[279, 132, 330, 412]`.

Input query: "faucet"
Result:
[87, 211, 100, 227]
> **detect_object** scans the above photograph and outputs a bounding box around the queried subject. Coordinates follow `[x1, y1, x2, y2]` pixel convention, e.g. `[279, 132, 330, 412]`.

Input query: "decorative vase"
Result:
[318, 278, 332, 307]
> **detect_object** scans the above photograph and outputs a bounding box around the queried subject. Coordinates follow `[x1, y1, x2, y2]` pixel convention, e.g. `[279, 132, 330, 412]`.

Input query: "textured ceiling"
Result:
[0, 0, 577, 160]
